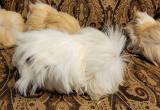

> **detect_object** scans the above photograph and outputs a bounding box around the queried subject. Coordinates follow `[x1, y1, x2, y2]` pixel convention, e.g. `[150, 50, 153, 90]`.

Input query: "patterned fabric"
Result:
[0, 0, 160, 110]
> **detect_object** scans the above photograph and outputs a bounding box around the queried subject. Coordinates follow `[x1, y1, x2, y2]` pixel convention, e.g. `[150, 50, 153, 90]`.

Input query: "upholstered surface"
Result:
[0, 0, 160, 110]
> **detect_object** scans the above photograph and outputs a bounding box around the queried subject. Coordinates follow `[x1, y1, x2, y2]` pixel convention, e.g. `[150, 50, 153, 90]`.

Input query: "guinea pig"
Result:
[26, 2, 80, 34]
[0, 9, 25, 49]
[126, 11, 160, 66]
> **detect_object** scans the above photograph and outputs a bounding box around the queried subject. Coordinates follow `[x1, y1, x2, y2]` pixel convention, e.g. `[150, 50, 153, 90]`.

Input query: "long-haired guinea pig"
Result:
[26, 2, 80, 34]
[126, 11, 160, 66]
[13, 26, 126, 100]
[0, 9, 25, 49]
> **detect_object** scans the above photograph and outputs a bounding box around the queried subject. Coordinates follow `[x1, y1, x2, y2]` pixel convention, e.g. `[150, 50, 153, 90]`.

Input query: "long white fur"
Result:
[73, 27, 126, 100]
[13, 29, 86, 96]
[13, 27, 126, 100]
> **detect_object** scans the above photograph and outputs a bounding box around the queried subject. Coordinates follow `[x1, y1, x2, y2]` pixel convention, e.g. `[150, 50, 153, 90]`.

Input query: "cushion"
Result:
[0, 0, 160, 109]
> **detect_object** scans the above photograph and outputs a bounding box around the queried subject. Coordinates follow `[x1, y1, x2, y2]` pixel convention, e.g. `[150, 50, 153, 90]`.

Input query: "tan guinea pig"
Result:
[126, 11, 160, 66]
[0, 9, 25, 49]
[26, 2, 80, 34]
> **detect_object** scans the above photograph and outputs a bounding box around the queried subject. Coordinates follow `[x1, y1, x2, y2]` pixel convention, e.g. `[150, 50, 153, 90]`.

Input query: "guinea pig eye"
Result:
[126, 38, 139, 53]
[26, 56, 34, 64]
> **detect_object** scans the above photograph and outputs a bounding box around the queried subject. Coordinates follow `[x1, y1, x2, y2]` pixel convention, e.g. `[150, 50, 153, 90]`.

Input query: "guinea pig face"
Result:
[124, 22, 141, 54]
[125, 11, 156, 54]
[126, 33, 142, 54]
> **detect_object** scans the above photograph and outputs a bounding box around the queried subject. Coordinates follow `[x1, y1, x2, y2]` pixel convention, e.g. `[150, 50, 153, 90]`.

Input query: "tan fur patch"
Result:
[26, 2, 80, 34]
[0, 9, 25, 49]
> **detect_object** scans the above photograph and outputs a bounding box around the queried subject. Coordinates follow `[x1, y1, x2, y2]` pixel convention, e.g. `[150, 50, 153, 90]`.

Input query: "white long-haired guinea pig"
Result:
[13, 27, 126, 100]
[126, 11, 160, 66]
